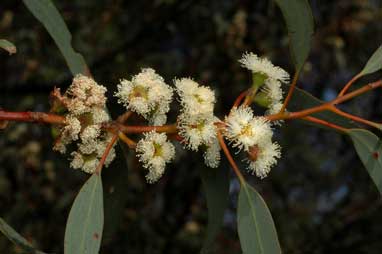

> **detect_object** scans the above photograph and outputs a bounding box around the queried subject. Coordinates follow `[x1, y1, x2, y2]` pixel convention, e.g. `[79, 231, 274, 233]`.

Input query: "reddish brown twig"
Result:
[0, 110, 65, 125]
[302, 116, 348, 132]
[95, 134, 119, 175]
[217, 130, 245, 184]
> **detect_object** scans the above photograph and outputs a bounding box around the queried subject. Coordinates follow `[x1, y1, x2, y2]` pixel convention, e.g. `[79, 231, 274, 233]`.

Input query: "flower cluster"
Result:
[115, 68, 173, 125]
[175, 78, 221, 168]
[239, 52, 290, 116]
[225, 106, 281, 178]
[52, 74, 116, 173]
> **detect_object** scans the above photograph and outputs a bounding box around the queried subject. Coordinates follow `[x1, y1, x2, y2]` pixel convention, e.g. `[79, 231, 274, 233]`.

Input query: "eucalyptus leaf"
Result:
[64, 174, 104, 254]
[348, 129, 382, 195]
[23, 0, 88, 75]
[360, 45, 382, 77]
[274, 0, 314, 71]
[199, 166, 230, 254]
[237, 183, 281, 254]
[0, 217, 47, 254]
[0, 39, 16, 55]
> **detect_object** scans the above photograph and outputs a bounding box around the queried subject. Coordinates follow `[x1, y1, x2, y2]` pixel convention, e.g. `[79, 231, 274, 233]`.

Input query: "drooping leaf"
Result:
[360, 45, 382, 77]
[274, 0, 314, 71]
[199, 166, 230, 254]
[23, 0, 88, 75]
[0, 217, 47, 254]
[64, 174, 104, 254]
[348, 129, 382, 195]
[237, 183, 281, 254]
[0, 39, 16, 55]
[283, 84, 358, 129]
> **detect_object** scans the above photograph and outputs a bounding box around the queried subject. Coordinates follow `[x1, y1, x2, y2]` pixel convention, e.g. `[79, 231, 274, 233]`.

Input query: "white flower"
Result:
[261, 79, 284, 118]
[267, 102, 283, 116]
[53, 116, 81, 153]
[246, 140, 281, 178]
[69, 152, 99, 174]
[178, 113, 218, 151]
[203, 137, 221, 168]
[263, 79, 283, 102]
[82, 157, 100, 174]
[80, 125, 101, 144]
[150, 112, 167, 126]
[70, 151, 84, 169]
[224, 106, 273, 151]
[175, 78, 215, 117]
[66, 75, 107, 115]
[92, 108, 110, 124]
[70, 133, 116, 174]
[136, 131, 175, 183]
[239, 52, 290, 83]
[114, 68, 173, 123]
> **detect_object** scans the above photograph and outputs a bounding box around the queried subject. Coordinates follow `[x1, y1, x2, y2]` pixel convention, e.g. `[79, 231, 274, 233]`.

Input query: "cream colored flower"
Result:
[224, 106, 273, 151]
[178, 113, 217, 151]
[53, 116, 81, 154]
[175, 78, 216, 117]
[66, 74, 107, 115]
[246, 140, 281, 178]
[203, 137, 221, 168]
[114, 68, 173, 124]
[239, 52, 290, 83]
[136, 131, 175, 183]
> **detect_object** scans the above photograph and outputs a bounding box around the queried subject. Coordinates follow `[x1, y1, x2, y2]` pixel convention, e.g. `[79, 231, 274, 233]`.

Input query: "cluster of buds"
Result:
[51, 75, 116, 173]
[51, 52, 289, 182]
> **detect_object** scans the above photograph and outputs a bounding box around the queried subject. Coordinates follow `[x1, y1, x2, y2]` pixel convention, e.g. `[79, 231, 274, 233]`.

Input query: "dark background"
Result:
[1, 0, 382, 253]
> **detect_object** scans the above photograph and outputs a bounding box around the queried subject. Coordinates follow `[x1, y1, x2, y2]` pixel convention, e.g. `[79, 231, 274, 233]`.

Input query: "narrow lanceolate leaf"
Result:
[238, 183, 281, 254]
[64, 174, 104, 254]
[23, 0, 88, 75]
[360, 45, 382, 77]
[348, 129, 382, 195]
[0, 217, 47, 254]
[199, 166, 230, 254]
[274, 0, 314, 71]
[0, 39, 16, 55]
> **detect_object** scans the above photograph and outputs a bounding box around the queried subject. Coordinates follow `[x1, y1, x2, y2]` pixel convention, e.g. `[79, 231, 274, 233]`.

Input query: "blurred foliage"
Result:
[1, 0, 382, 253]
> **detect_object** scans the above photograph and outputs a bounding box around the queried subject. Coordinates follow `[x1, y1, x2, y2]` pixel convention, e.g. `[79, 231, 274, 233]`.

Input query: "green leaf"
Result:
[23, 0, 88, 75]
[0, 39, 16, 55]
[360, 45, 382, 77]
[0, 217, 47, 254]
[237, 183, 281, 254]
[348, 129, 382, 195]
[199, 166, 230, 254]
[283, 84, 358, 128]
[64, 174, 104, 254]
[274, 0, 314, 71]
